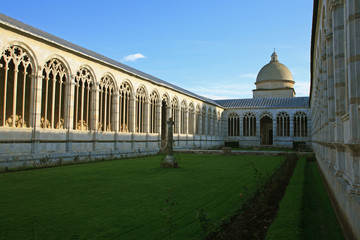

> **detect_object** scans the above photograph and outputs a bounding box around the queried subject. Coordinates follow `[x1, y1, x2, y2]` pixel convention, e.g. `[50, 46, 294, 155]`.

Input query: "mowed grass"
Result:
[266, 158, 344, 240]
[303, 161, 344, 240]
[0, 154, 284, 240]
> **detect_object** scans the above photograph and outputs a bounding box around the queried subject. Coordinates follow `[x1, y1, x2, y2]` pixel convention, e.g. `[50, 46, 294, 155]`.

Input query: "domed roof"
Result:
[256, 52, 293, 83]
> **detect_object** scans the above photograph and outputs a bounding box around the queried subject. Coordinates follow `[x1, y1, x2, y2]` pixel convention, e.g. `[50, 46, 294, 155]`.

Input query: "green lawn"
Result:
[232, 147, 294, 152]
[266, 158, 344, 240]
[0, 154, 284, 240]
[303, 161, 344, 240]
[265, 157, 306, 240]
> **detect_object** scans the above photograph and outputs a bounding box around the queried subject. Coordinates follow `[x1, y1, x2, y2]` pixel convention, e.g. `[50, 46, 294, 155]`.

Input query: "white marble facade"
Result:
[311, 0, 360, 238]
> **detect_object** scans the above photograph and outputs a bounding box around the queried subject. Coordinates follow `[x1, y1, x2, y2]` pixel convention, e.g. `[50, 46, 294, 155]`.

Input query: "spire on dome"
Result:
[271, 50, 278, 62]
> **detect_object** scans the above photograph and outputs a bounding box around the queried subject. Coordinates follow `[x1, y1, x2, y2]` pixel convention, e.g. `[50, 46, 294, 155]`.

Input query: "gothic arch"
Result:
[276, 111, 290, 137]
[180, 100, 187, 134]
[135, 85, 147, 133]
[98, 74, 116, 132]
[149, 90, 159, 134]
[0, 44, 36, 128]
[260, 111, 272, 119]
[100, 72, 118, 92]
[243, 112, 256, 137]
[162, 93, 170, 106]
[43, 54, 72, 79]
[120, 79, 135, 97]
[228, 112, 240, 137]
[77, 64, 97, 86]
[119, 81, 132, 132]
[40, 57, 69, 129]
[73, 66, 95, 130]
[1, 41, 39, 71]
[136, 84, 149, 100]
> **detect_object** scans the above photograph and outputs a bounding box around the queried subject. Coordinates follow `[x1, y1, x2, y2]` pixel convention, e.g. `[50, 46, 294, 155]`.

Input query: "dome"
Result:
[253, 51, 295, 98]
[256, 52, 294, 83]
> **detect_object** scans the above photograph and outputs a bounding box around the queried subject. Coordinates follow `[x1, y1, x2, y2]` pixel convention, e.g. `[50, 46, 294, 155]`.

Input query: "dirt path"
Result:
[206, 155, 298, 240]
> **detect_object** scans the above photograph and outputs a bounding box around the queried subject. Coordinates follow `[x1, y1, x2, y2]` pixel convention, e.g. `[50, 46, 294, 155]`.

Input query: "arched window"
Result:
[243, 112, 256, 136]
[119, 82, 131, 132]
[149, 91, 158, 133]
[202, 107, 206, 135]
[207, 109, 211, 135]
[41, 59, 67, 129]
[136, 87, 146, 133]
[228, 112, 240, 136]
[171, 98, 178, 133]
[195, 105, 200, 134]
[188, 103, 195, 134]
[73, 67, 93, 131]
[98, 75, 115, 132]
[217, 112, 221, 136]
[213, 110, 217, 135]
[180, 100, 187, 134]
[294, 112, 308, 137]
[0, 45, 33, 128]
[277, 112, 290, 137]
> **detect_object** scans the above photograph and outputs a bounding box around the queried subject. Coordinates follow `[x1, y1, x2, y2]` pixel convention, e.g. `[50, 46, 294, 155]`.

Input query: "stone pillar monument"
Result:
[162, 117, 178, 168]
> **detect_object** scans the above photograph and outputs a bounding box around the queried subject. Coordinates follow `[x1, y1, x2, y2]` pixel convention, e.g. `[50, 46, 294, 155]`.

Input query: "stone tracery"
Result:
[98, 75, 115, 132]
[119, 81, 131, 132]
[0, 45, 33, 128]
[277, 112, 290, 137]
[41, 58, 67, 129]
[73, 67, 93, 131]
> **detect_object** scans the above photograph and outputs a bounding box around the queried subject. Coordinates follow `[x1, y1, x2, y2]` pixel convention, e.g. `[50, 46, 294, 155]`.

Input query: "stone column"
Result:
[66, 75, 76, 152]
[185, 109, 189, 135]
[166, 106, 171, 121]
[113, 93, 119, 133]
[331, 0, 346, 142]
[331, 0, 346, 175]
[92, 84, 100, 131]
[129, 96, 136, 133]
[32, 71, 43, 129]
[144, 100, 149, 133]
[31, 71, 44, 154]
[272, 117, 277, 141]
[175, 107, 180, 135]
[290, 113, 294, 138]
[156, 101, 161, 134]
[346, 0, 360, 142]
[256, 117, 260, 139]
[198, 113, 203, 135]
[66, 75, 75, 130]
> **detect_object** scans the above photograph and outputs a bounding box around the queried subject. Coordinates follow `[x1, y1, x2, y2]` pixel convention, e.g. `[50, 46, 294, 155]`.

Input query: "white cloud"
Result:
[122, 53, 146, 62]
[237, 73, 258, 79]
[188, 82, 254, 100]
[294, 81, 311, 96]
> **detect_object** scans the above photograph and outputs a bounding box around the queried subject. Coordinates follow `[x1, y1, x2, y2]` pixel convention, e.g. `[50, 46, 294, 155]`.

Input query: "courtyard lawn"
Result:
[303, 161, 344, 240]
[0, 154, 284, 240]
[265, 158, 344, 240]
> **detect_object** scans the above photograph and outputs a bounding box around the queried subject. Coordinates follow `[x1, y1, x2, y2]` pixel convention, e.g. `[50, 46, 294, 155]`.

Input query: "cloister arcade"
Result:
[0, 15, 311, 168]
[0, 43, 225, 164]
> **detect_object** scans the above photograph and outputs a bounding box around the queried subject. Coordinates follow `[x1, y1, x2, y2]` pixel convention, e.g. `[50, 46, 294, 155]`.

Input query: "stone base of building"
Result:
[0, 130, 224, 169]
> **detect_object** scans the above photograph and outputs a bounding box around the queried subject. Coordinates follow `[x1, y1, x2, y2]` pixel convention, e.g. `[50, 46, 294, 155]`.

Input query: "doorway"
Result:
[260, 116, 273, 145]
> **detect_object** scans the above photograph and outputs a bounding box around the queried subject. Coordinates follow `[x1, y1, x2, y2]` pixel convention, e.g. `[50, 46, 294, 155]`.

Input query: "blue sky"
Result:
[1, 0, 313, 99]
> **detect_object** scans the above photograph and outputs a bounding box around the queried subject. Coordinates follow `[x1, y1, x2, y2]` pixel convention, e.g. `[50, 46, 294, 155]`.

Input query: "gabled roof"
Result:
[215, 97, 309, 109]
[0, 13, 221, 107]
